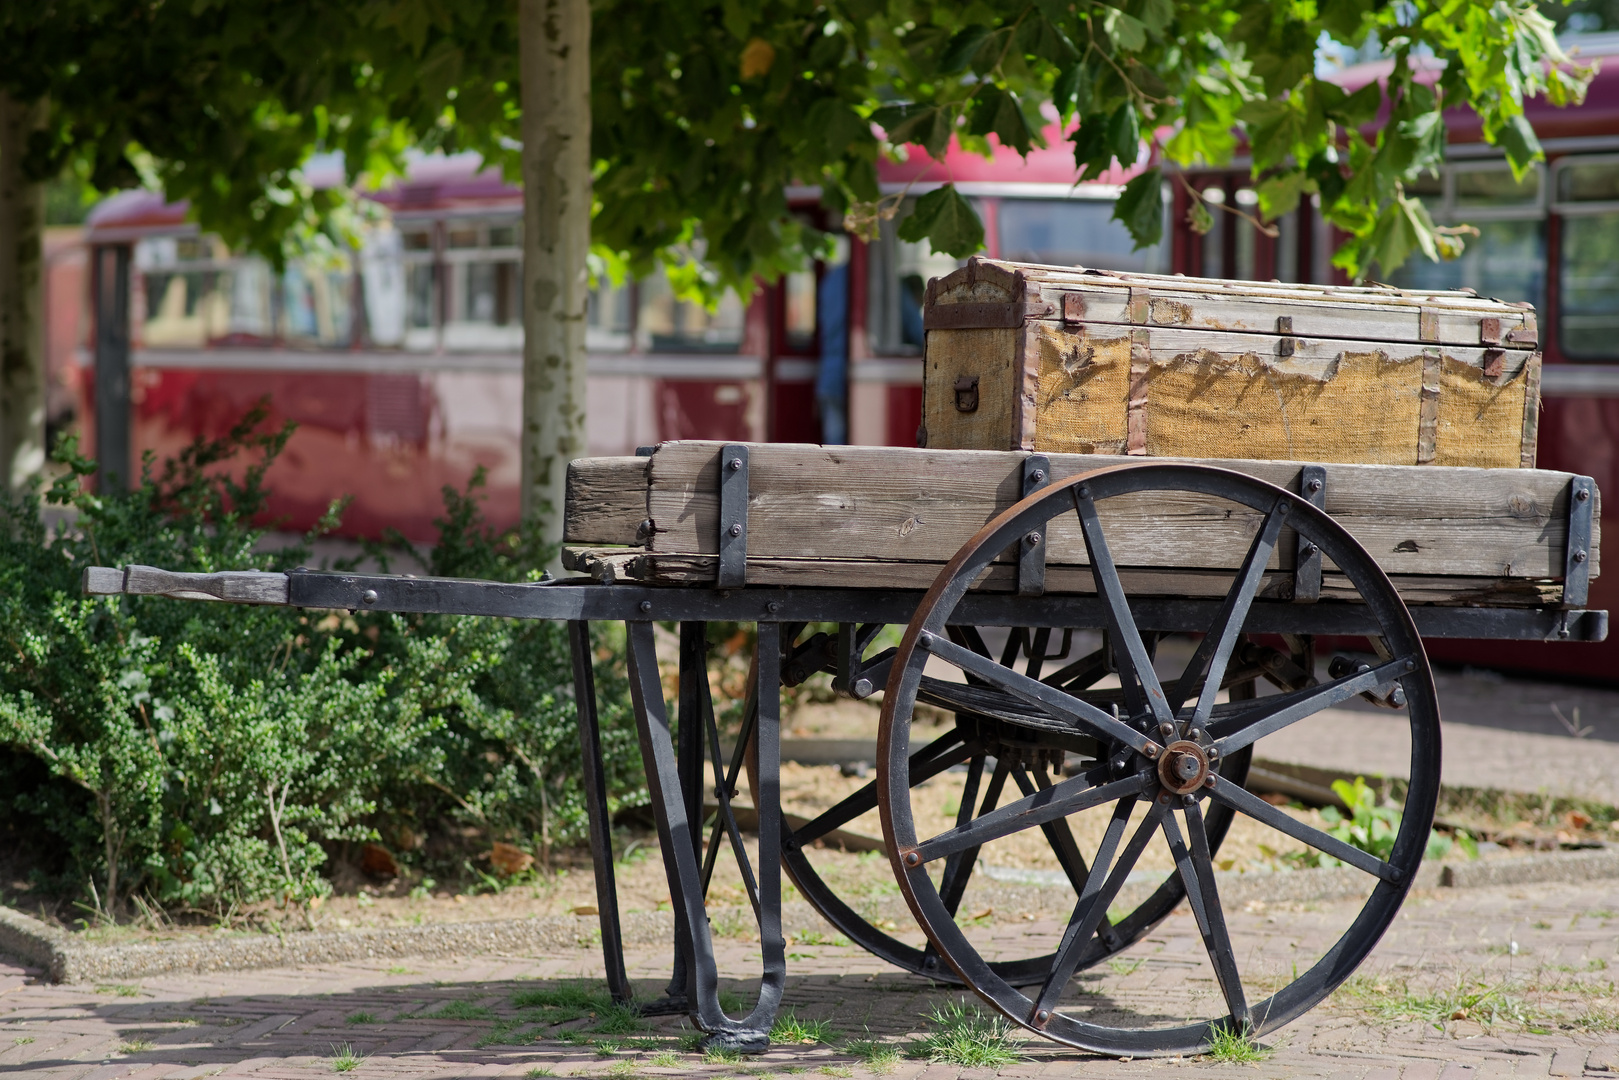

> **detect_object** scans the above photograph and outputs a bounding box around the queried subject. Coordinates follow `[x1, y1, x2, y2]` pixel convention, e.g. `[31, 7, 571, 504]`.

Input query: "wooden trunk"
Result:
[921, 258, 1542, 469]
[562, 442, 1597, 604]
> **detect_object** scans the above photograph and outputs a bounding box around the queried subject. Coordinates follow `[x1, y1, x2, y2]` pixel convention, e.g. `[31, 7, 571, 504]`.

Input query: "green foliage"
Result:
[0, 414, 640, 917]
[1283, 776, 1471, 869]
[906, 1002, 1022, 1067]
[2, 0, 1592, 301]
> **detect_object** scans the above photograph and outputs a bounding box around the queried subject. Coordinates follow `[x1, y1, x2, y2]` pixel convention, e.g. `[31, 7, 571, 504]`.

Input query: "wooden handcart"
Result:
[82, 265, 1607, 1057]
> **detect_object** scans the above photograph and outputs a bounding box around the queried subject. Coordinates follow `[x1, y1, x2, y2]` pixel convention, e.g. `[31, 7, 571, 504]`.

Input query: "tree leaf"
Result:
[1070, 114, 1113, 177]
[897, 184, 985, 257]
[940, 24, 994, 75]
[1052, 59, 1093, 118]
[1101, 7, 1147, 51]
[1256, 169, 1310, 220]
[1106, 101, 1141, 168]
[1497, 113, 1543, 177]
[1112, 168, 1164, 249]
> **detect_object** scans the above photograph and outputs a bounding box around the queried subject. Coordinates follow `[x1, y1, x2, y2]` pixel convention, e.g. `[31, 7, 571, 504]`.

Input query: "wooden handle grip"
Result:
[81, 565, 290, 605]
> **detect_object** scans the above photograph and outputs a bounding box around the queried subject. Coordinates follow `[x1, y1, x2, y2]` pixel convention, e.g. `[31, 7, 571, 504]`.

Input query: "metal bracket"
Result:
[1293, 465, 1325, 603]
[717, 444, 749, 588]
[1564, 475, 1595, 608]
[1019, 454, 1051, 597]
[835, 622, 893, 698]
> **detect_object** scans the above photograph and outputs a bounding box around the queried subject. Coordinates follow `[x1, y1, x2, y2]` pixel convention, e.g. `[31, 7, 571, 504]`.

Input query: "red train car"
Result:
[57, 35, 1619, 679]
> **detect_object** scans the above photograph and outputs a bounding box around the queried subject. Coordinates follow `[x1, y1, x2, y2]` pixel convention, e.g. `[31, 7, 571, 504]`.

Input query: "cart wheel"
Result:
[877, 462, 1439, 1055]
[762, 627, 1256, 988]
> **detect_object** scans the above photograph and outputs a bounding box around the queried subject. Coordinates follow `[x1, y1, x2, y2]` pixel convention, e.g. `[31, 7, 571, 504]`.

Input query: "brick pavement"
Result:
[2, 877, 1617, 1079]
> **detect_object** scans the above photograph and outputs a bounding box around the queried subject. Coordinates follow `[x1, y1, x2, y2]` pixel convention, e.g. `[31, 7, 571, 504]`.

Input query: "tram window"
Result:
[442, 218, 524, 350]
[1454, 166, 1539, 209]
[998, 197, 1168, 273]
[1559, 211, 1619, 359]
[135, 238, 274, 348]
[1390, 219, 1545, 309]
[866, 201, 964, 355]
[636, 268, 746, 353]
[402, 229, 434, 252]
[587, 280, 633, 352]
[1557, 160, 1619, 204]
[784, 268, 817, 352]
[280, 261, 355, 347]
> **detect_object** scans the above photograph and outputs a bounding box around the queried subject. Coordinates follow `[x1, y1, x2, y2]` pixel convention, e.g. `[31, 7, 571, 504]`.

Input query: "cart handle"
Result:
[83, 565, 290, 605]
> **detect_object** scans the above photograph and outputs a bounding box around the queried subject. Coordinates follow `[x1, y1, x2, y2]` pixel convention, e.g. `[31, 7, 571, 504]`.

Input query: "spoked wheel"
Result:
[877, 463, 1439, 1055]
[761, 625, 1258, 987]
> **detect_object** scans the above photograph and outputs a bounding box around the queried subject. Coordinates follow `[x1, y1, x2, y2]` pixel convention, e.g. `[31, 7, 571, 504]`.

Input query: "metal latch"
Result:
[954, 376, 979, 413]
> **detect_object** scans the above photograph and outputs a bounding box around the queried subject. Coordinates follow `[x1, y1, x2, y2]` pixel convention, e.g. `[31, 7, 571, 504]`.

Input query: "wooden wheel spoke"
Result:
[1030, 798, 1160, 1024]
[1207, 778, 1402, 883]
[1072, 485, 1173, 728]
[917, 630, 1160, 757]
[911, 765, 1154, 866]
[1209, 655, 1417, 755]
[790, 731, 968, 848]
[1162, 805, 1250, 1030]
[1169, 501, 1289, 722]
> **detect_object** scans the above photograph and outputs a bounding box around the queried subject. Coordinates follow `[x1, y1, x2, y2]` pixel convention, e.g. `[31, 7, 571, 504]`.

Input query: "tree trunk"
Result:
[519, 0, 591, 565]
[0, 91, 48, 493]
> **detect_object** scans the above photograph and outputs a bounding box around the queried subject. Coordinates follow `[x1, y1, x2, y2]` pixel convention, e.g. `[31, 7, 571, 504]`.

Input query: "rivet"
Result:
[1025, 531, 1042, 547]
[728, 457, 742, 471]
[1277, 502, 1290, 517]
[1077, 484, 1091, 499]
[1183, 794, 1197, 806]
[1188, 729, 1202, 741]
[639, 600, 653, 613]
[1207, 746, 1220, 761]
[1303, 543, 1318, 559]
[1036, 1009, 1049, 1022]
[1203, 775, 1216, 788]
[1307, 478, 1323, 493]
[1144, 744, 1160, 759]
[1157, 792, 1170, 804]
[729, 523, 743, 537]
[903, 851, 921, 867]
[1575, 549, 1588, 564]
[1577, 487, 1591, 502]
[362, 590, 378, 605]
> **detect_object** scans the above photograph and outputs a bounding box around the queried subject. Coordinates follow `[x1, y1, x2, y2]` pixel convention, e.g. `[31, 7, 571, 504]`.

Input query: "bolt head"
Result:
[1575, 549, 1588, 564]
[729, 523, 743, 537]
[1025, 531, 1042, 547]
[639, 600, 653, 613]
[728, 457, 743, 471]
[1307, 477, 1323, 493]
[1031, 469, 1046, 483]
[1578, 487, 1591, 501]
[1303, 543, 1318, 558]
[362, 589, 379, 605]
[766, 600, 781, 614]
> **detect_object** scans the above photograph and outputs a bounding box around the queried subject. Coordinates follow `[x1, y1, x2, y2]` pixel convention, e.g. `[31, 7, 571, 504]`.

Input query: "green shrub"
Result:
[0, 412, 642, 918]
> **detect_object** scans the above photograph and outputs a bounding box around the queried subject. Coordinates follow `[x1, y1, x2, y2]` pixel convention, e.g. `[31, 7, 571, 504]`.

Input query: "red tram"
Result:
[50, 34, 1619, 679]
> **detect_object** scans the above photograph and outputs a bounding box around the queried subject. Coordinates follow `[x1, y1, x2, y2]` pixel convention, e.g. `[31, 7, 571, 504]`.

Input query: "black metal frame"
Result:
[81, 454, 1607, 1053]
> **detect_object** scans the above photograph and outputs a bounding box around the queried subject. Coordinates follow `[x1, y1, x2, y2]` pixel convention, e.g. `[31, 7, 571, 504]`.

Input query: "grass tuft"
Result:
[344, 1011, 380, 1026]
[119, 1038, 155, 1054]
[330, 1043, 366, 1073]
[704, 1045, 745, 1064]
[770, 1009, 835, 1045]
[906, 1002, 1021, 1067]
[525, 1069, 554, 1078]
[842, 1037, 900, 1072]
[420, 999, 495, 1021]
[591, 1003, 649, 1036]
[647, 1049, 682, 1067]
[1204, 1023, 1269, 1063]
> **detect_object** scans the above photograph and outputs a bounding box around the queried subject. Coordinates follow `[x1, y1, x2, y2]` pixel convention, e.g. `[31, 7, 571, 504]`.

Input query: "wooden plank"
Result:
[564, 456, 647, 546]
[641, 442, 1593, 581]
[936, 259, 1538, 347]
[560, 547, 1562, 607]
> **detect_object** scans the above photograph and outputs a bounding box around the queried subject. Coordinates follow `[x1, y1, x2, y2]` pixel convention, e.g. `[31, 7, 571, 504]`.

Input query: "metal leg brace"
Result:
[625, 620, 786, 1051]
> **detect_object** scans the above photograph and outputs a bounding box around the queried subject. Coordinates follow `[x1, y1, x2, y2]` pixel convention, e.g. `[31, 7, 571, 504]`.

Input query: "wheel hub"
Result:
[1156, 739, 1211, 795]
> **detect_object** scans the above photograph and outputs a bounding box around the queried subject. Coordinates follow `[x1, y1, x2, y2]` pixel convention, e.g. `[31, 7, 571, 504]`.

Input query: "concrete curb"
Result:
[4, 846, 1613, 984]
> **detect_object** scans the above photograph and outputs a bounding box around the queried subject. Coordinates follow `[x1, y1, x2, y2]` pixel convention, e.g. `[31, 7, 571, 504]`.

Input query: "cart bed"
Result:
[564, 441, 1598, 608]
